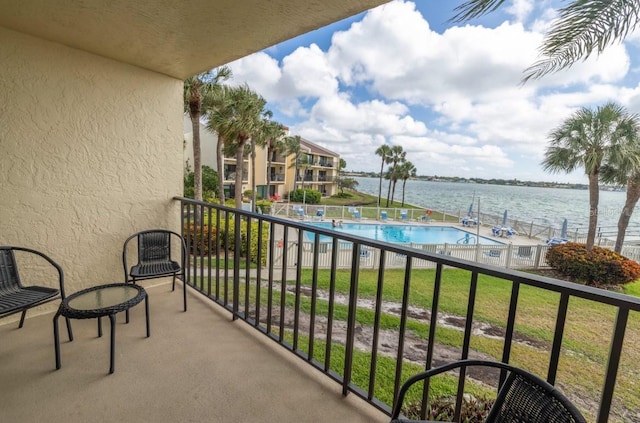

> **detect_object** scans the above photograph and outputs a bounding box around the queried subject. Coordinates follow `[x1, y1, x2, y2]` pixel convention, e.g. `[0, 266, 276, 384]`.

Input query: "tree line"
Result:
[374, 145, 416, 208]
[184, 68, 306, 211]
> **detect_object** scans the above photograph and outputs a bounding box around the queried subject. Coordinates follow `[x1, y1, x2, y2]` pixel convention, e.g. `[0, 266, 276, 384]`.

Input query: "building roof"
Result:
[0, 0, 388, 80]
[299, 138, 340, 158]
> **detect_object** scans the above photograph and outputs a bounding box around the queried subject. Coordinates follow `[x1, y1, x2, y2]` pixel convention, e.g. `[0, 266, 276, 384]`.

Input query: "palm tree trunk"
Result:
[401, 179, 407, 207]
[615, 179, 640, 252]
[378, 160, 384, 207]
[250, 138, 256, 212]
[216, 135, 225, 205]
[266, 145, 272, 200]
[586, 172, 600, 250]
[390, 179, 397, 206]
[235, 142, 245, 209]
[190, 114, 202, 203]
[386, 175, 392, 207]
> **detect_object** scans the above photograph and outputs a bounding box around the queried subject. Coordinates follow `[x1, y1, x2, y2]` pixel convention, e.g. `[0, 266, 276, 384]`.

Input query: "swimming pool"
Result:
[305, 223, 503, 245]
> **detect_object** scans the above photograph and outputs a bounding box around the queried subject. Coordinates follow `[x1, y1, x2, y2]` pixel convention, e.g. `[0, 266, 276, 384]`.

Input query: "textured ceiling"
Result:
[0, 0, 388, 79]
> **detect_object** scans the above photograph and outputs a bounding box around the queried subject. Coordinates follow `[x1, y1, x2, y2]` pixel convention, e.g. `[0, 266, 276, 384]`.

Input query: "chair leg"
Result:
[18, 309, 27, 328]
[145, 294, 150, 337]
[53, 312, 61, 370]
[65, 317, 74, 341]
[172, 273, 176, 291]
[108, 314, 116, 374]
[183, 277, 187, 312]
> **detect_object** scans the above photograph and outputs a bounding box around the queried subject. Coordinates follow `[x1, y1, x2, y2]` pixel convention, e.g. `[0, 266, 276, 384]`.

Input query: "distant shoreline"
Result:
[345, 173, 625, 192]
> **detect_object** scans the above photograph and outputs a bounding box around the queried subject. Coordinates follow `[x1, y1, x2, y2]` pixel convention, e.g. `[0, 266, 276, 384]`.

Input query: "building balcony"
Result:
[224, 156, 249, 163]
[270, 154, 287, 164]
[269, 173, 286, 182]
[1, 281, 386, 423]
[224, 172, 249, 182]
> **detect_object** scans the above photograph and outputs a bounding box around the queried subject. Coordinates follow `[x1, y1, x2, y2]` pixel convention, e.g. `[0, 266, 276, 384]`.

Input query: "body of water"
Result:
[354, 177, 637, 232]
[305, 222, 503, 245]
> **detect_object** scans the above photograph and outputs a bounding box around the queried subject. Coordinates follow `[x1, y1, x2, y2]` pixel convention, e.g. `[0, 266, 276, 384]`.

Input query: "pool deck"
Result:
[279, 215, 542, 247]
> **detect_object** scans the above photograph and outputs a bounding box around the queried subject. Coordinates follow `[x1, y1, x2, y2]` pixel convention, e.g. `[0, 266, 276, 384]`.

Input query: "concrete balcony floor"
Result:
[0, 281, 388, 423]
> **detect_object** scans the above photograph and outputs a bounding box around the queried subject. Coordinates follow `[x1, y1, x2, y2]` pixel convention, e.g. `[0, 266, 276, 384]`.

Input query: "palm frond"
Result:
[449, 0, 507, 23]
[523, 0, 640, 82]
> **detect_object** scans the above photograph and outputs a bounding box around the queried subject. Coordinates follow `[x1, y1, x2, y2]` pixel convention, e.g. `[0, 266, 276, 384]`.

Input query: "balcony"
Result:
[176, 198, 640, 423]
[270, 154, 287, 164]
[269, 173, 286, 182]
[1, 281, 386, 423]
[316, 161, 334, 168]
[224, 172, 249, 182]
[5, 197, 639, 423]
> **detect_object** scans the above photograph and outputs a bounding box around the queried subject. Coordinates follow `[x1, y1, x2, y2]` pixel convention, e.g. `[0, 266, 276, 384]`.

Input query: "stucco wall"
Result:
[0, 27, 183, 313]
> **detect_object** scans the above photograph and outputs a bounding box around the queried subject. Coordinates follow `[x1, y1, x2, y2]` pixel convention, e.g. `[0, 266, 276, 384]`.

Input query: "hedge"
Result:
[546, 242, 640, 286]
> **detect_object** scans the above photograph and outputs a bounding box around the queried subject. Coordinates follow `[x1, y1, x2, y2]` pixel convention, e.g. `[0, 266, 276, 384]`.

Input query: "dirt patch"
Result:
[274, 284, 555, 387]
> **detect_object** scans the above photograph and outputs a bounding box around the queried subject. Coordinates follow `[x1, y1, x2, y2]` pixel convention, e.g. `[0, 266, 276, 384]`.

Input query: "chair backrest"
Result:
[390, 360, 586, 423]
[488, 372, 585, 423]
[0, 248, 21, 291]
[138, 231, 172, 264]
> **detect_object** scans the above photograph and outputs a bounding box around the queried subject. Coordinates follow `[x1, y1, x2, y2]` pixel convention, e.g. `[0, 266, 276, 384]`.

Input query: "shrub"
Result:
[183, 210, 268, 265]
[404, 396, 494, 422]
[184, 165, 219, 199]
[256, 199, 273, 214]
[223, 217, 268, 264]
[546, 242, 640, 286]
[289, 189, 321, 204]
[332, 192, 353, 199]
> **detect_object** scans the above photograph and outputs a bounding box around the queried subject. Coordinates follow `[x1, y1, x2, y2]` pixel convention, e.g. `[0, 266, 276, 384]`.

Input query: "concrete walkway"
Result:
[0, 280, 388, 423]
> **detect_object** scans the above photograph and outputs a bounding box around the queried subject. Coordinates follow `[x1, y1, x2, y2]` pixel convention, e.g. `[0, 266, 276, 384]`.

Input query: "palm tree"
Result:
[388, 158, 406, 207]
[255, 118, 286, 203]
[209, 84, 266, 209]
[386, 145, 406, 207]
[375, 145, 392, 207]
[452, 1, 640, 82]
[285, 135, 302, 192]
[184, 66, 231, 203]
[542, 102, 639, 250]
[398, 161, 417, 207]
[204, 83, 233, 206]
[600, 139, 640, 253]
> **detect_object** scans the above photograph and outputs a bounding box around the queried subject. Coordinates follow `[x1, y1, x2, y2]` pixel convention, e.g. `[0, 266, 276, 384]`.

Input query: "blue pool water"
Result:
[305, 223, 502, 245]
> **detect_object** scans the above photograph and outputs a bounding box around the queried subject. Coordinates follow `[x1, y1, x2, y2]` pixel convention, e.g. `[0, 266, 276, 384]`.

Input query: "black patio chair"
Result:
[0, 246, 72, 339]
[123, 229, 187, 312]
[390, 359, 586, 423]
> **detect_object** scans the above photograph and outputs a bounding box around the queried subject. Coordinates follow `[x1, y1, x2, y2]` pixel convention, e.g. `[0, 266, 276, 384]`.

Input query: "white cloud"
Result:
[223, 0, 638, 182]
[505, 0, 535, 22]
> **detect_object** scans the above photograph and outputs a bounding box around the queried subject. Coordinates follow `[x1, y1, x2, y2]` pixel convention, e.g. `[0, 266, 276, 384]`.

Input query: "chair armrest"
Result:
[7, 246, 65, 298]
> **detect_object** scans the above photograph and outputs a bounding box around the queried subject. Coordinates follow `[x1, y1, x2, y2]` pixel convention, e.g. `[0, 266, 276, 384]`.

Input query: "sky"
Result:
[224, 0, 640, 184]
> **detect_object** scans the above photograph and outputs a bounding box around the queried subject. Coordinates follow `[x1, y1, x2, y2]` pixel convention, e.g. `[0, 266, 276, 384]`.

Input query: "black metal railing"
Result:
[176, 197, 640, 423]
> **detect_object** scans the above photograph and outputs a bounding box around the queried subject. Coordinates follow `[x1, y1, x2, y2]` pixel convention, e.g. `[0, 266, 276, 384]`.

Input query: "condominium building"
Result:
[184, 118, 339, 199]
[286, 138, 340, 197]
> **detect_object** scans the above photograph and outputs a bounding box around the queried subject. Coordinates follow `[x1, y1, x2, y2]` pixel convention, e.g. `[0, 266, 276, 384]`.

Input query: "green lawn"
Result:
[191, 267, 640, 420]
